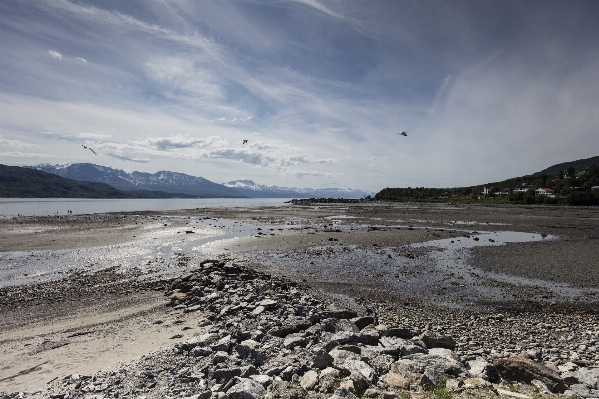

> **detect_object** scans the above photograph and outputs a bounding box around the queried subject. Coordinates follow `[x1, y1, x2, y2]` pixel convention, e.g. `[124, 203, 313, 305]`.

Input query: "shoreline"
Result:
[1, 203, 598, 397]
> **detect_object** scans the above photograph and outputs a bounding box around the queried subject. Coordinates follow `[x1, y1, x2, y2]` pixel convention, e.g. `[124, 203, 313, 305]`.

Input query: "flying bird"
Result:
[82, 145, 97, 155]
[398, 132, 407, 137]
[243, 139, 248, 144]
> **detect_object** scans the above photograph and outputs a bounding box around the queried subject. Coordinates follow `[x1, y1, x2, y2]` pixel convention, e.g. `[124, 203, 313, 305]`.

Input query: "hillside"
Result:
[531, 155, 599, 178]
[374, 156, 599, 205]
[0, 165, 196, 198]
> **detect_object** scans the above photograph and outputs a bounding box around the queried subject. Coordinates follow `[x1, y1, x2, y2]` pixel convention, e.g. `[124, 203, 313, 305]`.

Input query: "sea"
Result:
[0, 197, 295, 217]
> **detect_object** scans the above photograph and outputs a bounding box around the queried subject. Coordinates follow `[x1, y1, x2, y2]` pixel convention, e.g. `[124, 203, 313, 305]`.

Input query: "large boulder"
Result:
[227, 377, 266, 399]
[494, 357, 567, 393]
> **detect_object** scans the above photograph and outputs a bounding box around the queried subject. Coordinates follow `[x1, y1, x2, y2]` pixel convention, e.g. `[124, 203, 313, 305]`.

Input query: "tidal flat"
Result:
[0, 203, 598, 397]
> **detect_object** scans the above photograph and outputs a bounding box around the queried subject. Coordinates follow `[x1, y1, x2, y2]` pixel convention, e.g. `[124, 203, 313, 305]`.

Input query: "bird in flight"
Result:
[398, 132, 407, 137]
[82, 145, 97, 155]
[243, 139, 248, 144]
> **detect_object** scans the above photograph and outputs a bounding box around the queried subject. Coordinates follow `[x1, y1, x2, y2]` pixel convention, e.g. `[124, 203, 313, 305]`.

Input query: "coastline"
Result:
[1, 203, 598, 397]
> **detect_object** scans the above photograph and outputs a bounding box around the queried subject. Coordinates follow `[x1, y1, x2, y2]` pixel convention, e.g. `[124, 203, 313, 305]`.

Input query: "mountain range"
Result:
[27, 163, 373, 198]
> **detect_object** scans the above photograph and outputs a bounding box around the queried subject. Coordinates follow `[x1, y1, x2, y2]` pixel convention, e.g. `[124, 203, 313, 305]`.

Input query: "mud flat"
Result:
[0, 203, 598, 397]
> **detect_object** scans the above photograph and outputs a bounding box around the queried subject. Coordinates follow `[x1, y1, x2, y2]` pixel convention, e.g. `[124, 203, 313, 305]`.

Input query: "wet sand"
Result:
[0, 202, 598, 392]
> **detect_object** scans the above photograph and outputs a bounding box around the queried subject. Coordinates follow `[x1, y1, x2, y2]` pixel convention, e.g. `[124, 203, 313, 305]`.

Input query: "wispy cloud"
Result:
[293, 170, 336, 179]
[76, 57, 87, 62]
[105, 152, 150, 163]
[0, 136, 40, 148]
[145, 135, 216, 151]
[77, 132, 111, 140]
[48, 50, 62, 60]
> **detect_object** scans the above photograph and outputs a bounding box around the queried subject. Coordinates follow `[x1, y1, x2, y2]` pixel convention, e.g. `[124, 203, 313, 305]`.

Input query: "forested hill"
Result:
[374, 156, 599, 205]
[531, 156, 599, 178]
[0, 165, 197, 198]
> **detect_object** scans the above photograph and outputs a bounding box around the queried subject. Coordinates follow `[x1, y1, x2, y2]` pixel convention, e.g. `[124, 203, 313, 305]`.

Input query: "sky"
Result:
[1, 0, 598, 191]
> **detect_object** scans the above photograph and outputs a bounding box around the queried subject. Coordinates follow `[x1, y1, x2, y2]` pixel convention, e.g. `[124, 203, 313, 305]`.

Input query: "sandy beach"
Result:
[0, 202, 598, 396]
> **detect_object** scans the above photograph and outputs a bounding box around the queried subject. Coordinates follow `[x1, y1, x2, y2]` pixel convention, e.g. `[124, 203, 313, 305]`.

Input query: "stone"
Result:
[189, 346, 212, 357]
[494, 357, 567, 393]
[299, 370, 319, 390]
[283, 333, 307, 349]
[311, 349, 334, 369]
[235, 339, 261, 358]
[381, 373, 410, 389]
[380, 336, 422, 356]
[213, 368, 242, 383]
[351, 316, 375, 330]
[386, 327, 415, 339]
[267, 380, 308, 399]
[328, 386, 357, 399]
[182, 332, 220, 351]
[466, 356, 500, 382]
[575, 367, 599, 389]
[418, 332, 456, 350]
[212, 335, 232, 352]
[342, 359, 376, 390]
[226, 378, 266, 399]
[252, 306, 265, 315]
[329, 348, 360, 365]
[250, 374, 272, 387]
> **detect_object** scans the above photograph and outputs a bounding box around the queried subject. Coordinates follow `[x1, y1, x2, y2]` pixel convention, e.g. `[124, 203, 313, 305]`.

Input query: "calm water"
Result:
[0, 198, 294, 216]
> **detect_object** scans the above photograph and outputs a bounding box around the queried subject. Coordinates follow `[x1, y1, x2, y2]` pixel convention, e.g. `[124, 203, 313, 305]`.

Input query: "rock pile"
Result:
[3, 260, 599, 398]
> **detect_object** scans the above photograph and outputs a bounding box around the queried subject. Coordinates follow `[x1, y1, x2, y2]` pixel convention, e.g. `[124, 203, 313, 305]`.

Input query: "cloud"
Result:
[293, 170, 336, 178]
[146, 135, 213, 151]
[105, 152, 150, 163]
[0, 151, 55, 158]
[76, 57, 87, 62]
[77, 132, 111, 140]
[48, 50, 62, 60]
[203, 148, 275, 166]
[0, 136, 40, 148]
[288, 155, 333, 164]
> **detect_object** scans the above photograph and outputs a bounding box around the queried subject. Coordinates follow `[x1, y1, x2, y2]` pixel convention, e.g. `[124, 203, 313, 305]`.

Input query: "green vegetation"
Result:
[375, 159, 599, 206]
[0, 164, 196, 198]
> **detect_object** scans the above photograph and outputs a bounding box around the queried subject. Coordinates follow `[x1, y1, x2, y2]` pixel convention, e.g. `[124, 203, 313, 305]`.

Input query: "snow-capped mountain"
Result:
[28, 164, 372, 199]
[224, 180, 372, 198]
[29, 163, 242, 198]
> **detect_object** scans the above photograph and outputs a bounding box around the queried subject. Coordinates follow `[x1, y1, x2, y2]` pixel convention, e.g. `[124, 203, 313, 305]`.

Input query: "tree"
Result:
[566, 166, 576, 178]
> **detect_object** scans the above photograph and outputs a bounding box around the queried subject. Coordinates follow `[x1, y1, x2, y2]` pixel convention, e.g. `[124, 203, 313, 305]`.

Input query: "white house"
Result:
[536, 187, 556, 197]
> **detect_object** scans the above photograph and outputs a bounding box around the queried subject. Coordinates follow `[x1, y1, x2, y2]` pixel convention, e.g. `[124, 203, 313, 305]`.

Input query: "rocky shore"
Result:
[1, 203, 598, 398]
[1, 257, 597, 399]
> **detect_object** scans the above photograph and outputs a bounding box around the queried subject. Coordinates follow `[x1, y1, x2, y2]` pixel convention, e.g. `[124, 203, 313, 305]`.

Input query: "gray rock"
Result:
[235, 340, 261, 358]
[311, 349, 334, 369]
[328, 386, 357, 399]
[283, 333, 307, 349]
[212, 335, 232, 352]
[299, 370, 319, 391]
[351, 316, 375, 330]
[576, 367, 599, 389]
[213, 368, 242, 383]
[267, 380, 308, 399]
[342, 359, 376, 390]
[226, 378, 266, 399]
[418, 332, 456, 350]
[494, 357, 567, 393]
[182, 332, 220, 351]
[466, 356, 500, 382]
[191, 346, 213, 357]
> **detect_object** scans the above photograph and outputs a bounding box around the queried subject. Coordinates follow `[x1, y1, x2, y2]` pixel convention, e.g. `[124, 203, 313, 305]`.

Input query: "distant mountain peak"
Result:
[29, 163, 373, 199]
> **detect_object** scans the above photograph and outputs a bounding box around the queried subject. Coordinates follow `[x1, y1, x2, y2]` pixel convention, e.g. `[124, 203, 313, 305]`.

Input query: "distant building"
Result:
[514, 185, 537, 193]
[536, 187, 556, 198]
[592, 186, 599, 191]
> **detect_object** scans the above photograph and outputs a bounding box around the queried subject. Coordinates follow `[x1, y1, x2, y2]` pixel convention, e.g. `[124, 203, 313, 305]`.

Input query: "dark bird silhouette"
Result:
[82, 145, 97, 155]
[398, 132, 407, 137]
[242, 140, 248, 144]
